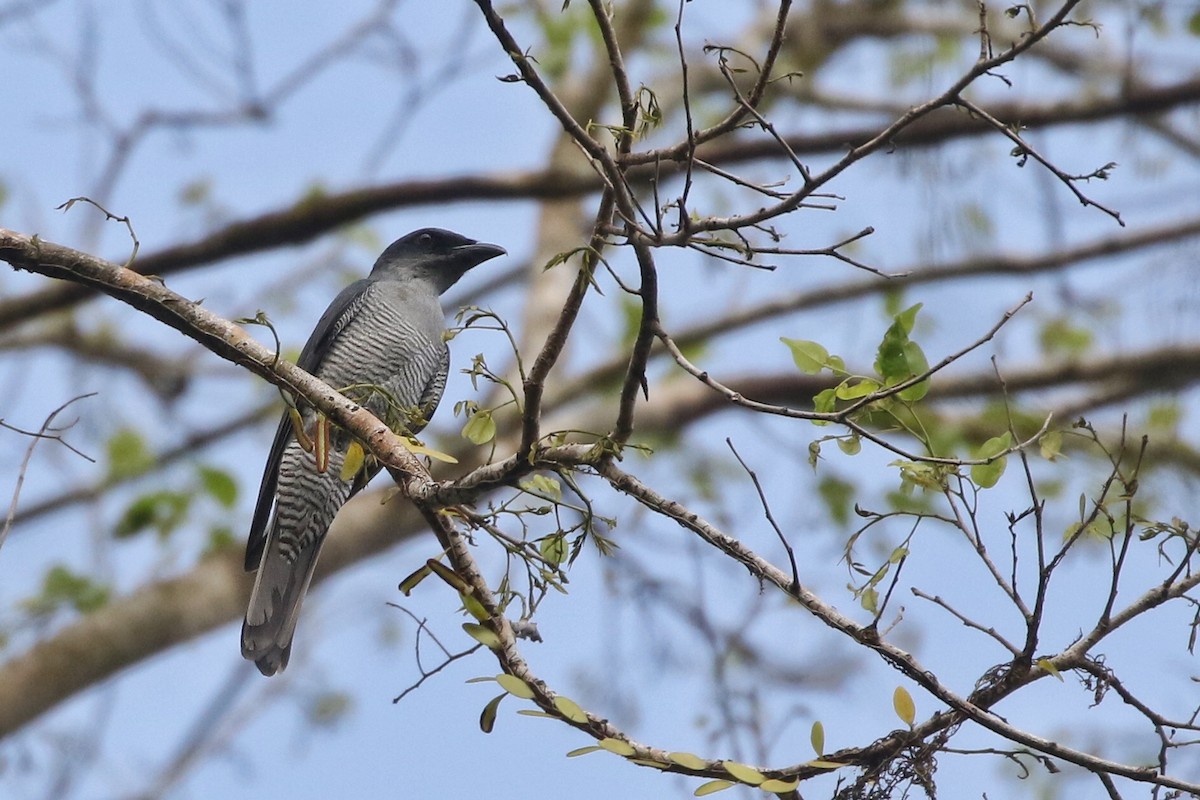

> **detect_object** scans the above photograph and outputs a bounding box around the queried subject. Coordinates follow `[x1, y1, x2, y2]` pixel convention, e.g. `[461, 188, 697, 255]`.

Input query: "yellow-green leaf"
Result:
[552, 695, 588, 723]
[694, 780, 735, 796]
[804, 759, 846, 770]
[781, 337, 829, 374]
[1037, 658, 1064, 681]
[397, 563, 431, 596]
[566, 745, 603, 758]
[402, 438, 459, 464]
[539, 533, 568, 565]
[479, 693, 504, 733]
[810, 720, 825, 755]
[971, 432, 1013, 489]
[426, 559, 469, 592]
[496, 673, 535, 699]
[668, 751, 708, 770]
[462, 411, 497, 445]
[760, 778, 801, 792]
[460, 591, 490, 622]
[340, 440, 365, 481]
[516, 709, 557, 719]
[598, 737, 636, 756]
[462, 622, 501, 649]
[722, 761, 765, 785]
[893, 685, 916, 726]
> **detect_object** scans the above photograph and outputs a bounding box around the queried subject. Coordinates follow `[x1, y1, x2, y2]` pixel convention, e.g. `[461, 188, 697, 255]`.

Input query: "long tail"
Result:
[242, 534, 323, 676]
[242, 441, 353, 676]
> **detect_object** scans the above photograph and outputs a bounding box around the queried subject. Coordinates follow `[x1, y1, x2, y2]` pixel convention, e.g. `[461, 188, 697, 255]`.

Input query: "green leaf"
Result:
[835, 378, 878, 400]
[896, 341, 930, 401]
[106, 427, 154, 480]
[895, 302, 922, 334]
[460, 591, 490, 623]
[113, 490, 192, 539]
[760, 778, 801, 792]
[520, 474, 562, 501]
[781, 337, 829, 374]
[812, 387, 837, 424]
[893, 686, 916, 726]
[496, 673, 535, 699]
[804, 759, 846, 770]
[1037, 658, 1064, 681]
[397, 563, 432, 596]
[971, 432, 1013, 489]
[566, 745, 603, 757]
[668, 751, 708, 770]
[1190, 10, 1200, 36]
[462, 410, 497, 445]
[197, 465, 238, 507]
[874, 304, 925, 384]
[552, 695, 589, 723]
[721, 761, 765, 785]
[810, 720, 825, 755]
[539, 533, 568, 565]
[339, 441, 365, 482]
[23, 564, 110, 615]
[859, 586, 878, 613]
[694, 780, 735, 796]
[462, 622, 501, 649]
[1039, 429, 1063, 461]
[598, 738, 636, 756]
[836, 434, 861, 456]
[479, 693, 505, 733]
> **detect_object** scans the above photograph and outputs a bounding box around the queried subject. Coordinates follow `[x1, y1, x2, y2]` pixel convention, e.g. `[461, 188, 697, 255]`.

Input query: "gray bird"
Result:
[242, 228, 505, 675]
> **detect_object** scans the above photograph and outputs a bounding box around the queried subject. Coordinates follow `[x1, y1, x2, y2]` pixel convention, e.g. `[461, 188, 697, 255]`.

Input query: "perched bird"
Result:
[242, 228, 505, 675]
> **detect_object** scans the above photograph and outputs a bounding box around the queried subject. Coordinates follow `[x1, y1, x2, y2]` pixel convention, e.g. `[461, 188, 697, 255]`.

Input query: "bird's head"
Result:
[371, 228, 506, 294]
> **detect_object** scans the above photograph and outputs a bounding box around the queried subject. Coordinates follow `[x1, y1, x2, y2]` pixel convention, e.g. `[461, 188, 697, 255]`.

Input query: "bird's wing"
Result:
[244, 279, 374, 571]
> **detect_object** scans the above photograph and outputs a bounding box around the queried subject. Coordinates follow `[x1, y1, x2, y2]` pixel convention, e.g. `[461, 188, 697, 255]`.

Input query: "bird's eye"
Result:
[418, 233, 433, 247]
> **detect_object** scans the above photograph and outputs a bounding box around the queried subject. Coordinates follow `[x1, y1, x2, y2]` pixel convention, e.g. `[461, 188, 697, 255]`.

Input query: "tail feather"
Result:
[242, 534, 322, 676]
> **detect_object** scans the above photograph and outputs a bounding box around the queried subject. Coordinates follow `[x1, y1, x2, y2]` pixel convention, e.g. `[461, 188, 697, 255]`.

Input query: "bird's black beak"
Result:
[453, 240, 506, 269]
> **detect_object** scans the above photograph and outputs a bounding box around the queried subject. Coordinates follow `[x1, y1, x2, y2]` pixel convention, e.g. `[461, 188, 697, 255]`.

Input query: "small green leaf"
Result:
[566, 745, 603, 757]
[836, 435, 861, 456]
[339, 441, 365, 482]
[668, 751, 708, 770]
[539, 534, 568, 565]
[460, 592, 490, 623]
[552, 695, 589, 723]
[810, 720, 825, 755]
[1037, 658, 1064, 681]
[804, 759, 845, 770]
[397, 563, 432, 596]
[760, 778, 801, 792]
[598, 738, 636, 756]
[813, 387, 837, 417]
[1039, 430, 1063, 461]
[835, 378, 879, 400]
[721, 761, 765, 785]
[479, 693, 505, 733]
[496, 673, 535, 699]
[781, 338, 829, 374]
[197, 465, 238, 507]
[462, 410, 497, 445]
[106, 427, 154, 480]
[520, 474, 562, 501]
[859, 586, 878, 613]
[971, 432, 1013, 489]
[516, 709, 557, 719]
[893, 686, 916, 726]
[694, 780, 735, 796]
[462, 622, 501, 649]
